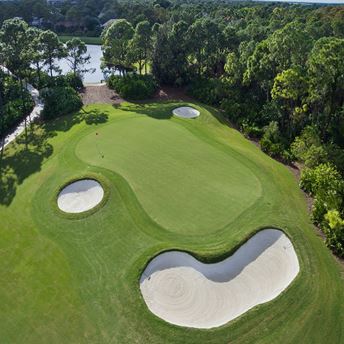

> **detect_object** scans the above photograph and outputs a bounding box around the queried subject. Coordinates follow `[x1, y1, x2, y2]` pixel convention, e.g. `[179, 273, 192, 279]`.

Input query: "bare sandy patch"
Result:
[57, 179, 104, 213]
[140, 229, 299, 329]
[173, 106, 200, 119]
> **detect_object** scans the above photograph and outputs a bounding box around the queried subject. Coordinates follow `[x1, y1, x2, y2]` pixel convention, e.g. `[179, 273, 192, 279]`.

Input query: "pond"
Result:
[55, 44, 105, 84]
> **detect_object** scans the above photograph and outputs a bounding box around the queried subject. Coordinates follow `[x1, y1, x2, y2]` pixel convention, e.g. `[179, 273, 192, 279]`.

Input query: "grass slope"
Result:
[0, 101, 343, 343]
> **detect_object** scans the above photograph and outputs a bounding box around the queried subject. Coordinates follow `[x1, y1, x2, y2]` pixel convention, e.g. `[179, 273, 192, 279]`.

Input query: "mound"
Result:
[57, 179, 104, 213]
[140, 229, 299, 329]
[173, 106, 200, 119]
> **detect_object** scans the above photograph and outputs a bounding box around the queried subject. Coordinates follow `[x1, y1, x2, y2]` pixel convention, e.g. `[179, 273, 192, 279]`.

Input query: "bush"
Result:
[241, 120, 264, 139]
[323, 210, 344, 257]
[300, 163, 343, 196]
[41, 86, 82, 119]
[187, 78, 226, 105]
[1, 74, 34, 135]
[107, 74, 157, 100]
[65, 73, 84, 91]
[301, 163, 344, 231]
[291, 126, 328, 168]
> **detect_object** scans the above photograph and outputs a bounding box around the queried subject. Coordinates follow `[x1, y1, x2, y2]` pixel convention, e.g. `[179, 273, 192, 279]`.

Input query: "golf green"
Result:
[0, 101, 343, 343]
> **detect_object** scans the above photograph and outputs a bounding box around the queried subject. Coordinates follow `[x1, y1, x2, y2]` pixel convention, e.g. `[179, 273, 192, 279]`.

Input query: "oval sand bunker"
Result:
[140, 229, 299, 329]
[57, 179, 104, 213]
[173, 106, 200, 119]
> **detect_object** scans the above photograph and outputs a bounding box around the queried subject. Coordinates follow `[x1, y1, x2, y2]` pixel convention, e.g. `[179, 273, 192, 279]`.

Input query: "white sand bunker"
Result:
[57, 179, 104, 213]
[173, 106, 200, 119]
[140, 229, 299, 329]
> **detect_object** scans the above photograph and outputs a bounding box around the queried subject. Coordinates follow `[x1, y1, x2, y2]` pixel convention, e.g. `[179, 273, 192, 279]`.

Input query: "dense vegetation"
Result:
[107, 74, 157, 99]
[0, 70, 33, 137]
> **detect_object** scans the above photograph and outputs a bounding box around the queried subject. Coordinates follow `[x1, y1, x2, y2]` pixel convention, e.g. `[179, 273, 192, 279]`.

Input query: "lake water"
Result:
[55, 44, 105, 84]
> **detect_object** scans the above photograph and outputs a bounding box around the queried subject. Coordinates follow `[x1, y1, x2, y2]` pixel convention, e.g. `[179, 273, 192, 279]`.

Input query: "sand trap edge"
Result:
[54, 174, 109, 219]
[139, 228, 300, 329]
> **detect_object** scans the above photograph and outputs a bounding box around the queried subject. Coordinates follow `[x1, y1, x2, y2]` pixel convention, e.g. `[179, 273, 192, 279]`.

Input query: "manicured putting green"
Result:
[76, 116, 261, 233]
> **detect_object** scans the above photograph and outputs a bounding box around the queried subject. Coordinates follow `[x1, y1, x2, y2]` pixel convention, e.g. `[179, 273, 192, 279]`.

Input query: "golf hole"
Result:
[173, 106, 200, 119]
[57, 179, 104, 213]
[140, 229, 299, 329]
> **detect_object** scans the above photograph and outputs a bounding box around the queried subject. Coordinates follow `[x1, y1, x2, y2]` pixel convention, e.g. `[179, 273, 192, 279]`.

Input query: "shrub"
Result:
[300, 163, 343, 196]
[323, 210, 344, 257]
[291, 126, 328, 168]
[241, 120, 264, 139]
[1, 75, 34, 135]
[41, 86, 82, 119]
[107, 74, 157, 100]
[187, 78, 226, 105]
[65, 73, 84, 91]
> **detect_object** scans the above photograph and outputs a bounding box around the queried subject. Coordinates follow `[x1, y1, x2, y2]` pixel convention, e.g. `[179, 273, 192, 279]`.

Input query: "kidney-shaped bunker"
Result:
[140, 229, 299, 329]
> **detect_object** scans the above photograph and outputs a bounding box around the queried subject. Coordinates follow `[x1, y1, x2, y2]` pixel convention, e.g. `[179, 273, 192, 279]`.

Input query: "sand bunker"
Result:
[140, 229, 299, 329]
[173, 106, 200, 119]
[57, 179, 104, 213]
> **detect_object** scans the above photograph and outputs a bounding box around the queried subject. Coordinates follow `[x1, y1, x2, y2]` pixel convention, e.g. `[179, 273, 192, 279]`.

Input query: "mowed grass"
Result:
[58, 35, 101, 45]
[0, 101, 343, 343]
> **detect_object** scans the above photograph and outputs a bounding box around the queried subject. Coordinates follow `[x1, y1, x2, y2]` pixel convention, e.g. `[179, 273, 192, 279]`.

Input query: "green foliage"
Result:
[64, 72, 84, 91]
[300, 163, 343, 196]
[65, 38, 91, 76]
[291, 126, 327, 168]
[300, 163, 343, 235]
[187, 78, 226, 105]
[152, 21, 189, 85]
[260, 121, 292, 163]
[241, 121, 264, 139]
[0, 72, 33, 136]
[107, 74, 157, 100]
[102, 19, 134, 74]
[41, 86, 82, 119]
[324, 210, 344, 257]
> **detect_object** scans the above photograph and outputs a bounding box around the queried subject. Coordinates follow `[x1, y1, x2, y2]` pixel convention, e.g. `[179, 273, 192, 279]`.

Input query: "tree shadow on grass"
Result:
[0, 126, 54, 206]
[117, 101, 183, 120]
[0, 109, 110, 206]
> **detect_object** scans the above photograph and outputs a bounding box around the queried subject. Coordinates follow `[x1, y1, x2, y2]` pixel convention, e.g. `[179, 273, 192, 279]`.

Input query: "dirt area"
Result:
[153, 86, 193, 102]
[80, 84, 192, 106]
[80, 84, 124, 105]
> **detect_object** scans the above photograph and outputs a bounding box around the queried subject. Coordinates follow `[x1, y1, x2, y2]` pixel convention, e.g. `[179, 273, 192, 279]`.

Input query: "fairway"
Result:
[0, 101, 343, 343]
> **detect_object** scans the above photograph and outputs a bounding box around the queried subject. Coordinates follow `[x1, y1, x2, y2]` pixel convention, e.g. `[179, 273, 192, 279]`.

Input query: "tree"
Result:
[65, 38, 91, 77]
[101, 19, 134, 75]
[307, 37, 344, 140]
[27, 27, 45, 88]
[244, 22, 312, 101]
[0, 18, 32, 147]
[291, 126, 327, 168]
[152, 21, 188, 85]
[39, 30, 65, 78]
[0, 69, 4, 162]
[187, 18, 225, 77]
[271, 68, 308, 138]
[129, 21, 152, 75]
